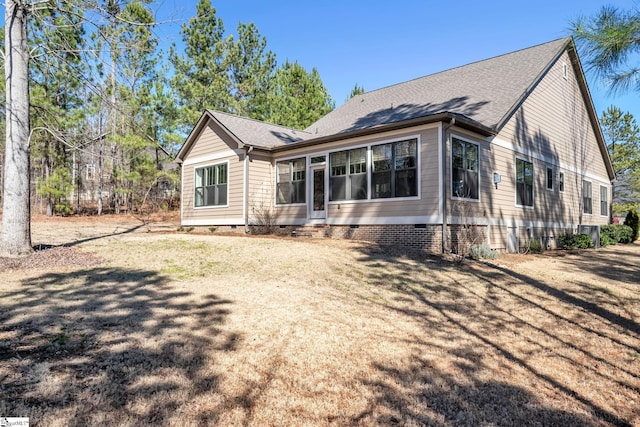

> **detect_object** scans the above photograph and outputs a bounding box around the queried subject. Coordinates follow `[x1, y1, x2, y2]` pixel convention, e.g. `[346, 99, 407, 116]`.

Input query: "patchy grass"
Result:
[0, 219, 638, 426]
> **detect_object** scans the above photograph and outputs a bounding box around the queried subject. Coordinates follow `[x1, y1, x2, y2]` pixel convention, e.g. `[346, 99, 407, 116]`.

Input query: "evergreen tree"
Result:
[265, 60, 334, 129]
[109, 1, 160, 214]
[600, 106, 640, 216]
[169, 0, 231, 128]
[624, 209, 639, 241]
[348, 83, 365, 99]
[572, 5, 640, 93]
[227, 22, 276, 120]
[29, 3, 86, 216]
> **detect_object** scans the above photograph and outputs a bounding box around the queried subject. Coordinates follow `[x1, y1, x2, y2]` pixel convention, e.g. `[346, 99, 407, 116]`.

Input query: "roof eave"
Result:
[271, 113, 496, 153]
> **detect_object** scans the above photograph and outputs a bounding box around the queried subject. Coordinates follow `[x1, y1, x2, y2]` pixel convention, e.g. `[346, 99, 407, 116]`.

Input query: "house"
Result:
[176, 37, 614, 252]
[74, 137, 179, 212]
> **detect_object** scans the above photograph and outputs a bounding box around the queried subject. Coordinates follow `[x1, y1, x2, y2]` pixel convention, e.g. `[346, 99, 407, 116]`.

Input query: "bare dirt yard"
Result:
[1, 215, 639, 426]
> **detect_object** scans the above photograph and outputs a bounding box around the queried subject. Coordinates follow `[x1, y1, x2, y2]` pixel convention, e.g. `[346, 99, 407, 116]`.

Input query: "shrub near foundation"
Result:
[600, 225, 617, 246]
[600, 224, 634, 246]
[616, 225, 634, 243]
[527, 239, 544, 253]
[558, 232, 593, 250]
[469, 243, 498, 260]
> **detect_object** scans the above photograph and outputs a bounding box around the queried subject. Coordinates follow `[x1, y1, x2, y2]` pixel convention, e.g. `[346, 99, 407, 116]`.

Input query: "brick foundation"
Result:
[323, 224, 443, 252]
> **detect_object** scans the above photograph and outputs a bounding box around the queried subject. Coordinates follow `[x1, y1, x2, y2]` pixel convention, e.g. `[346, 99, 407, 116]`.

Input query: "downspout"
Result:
[243, 146, 253, 233]
[442, 117, 456, 253]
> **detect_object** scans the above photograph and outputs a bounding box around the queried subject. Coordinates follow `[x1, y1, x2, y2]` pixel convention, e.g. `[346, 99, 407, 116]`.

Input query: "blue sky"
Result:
[155, 0, 639, 123]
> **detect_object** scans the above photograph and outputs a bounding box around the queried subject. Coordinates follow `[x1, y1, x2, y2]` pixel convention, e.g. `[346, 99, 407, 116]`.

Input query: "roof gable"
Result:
[176, 110, 314, 161]
[305, 38, 571, 136]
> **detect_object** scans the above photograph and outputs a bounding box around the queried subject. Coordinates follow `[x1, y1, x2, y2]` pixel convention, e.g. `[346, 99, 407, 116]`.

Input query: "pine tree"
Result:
[600, 106, 640, 216]
[227, 22, 276, 120]
[265, 60, 334, 129]
[348, 83, 365, 99]
[572, 6, 640, 93]
[29, 3, 86, 216]
[169, 0, 231, 128]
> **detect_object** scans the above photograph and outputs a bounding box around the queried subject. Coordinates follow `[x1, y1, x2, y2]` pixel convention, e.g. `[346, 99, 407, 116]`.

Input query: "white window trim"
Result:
[450, 134, 481, 203]
[515, 157, 535, 209]
[546, 167, 553, 191]
[599, 184, 609, 217]
[559, 171, 565, 193]
[274, 155, 307, 206]
[321, 134, 422, 204]
[583, 179, 593, 216]
[193, 160, 230, 209]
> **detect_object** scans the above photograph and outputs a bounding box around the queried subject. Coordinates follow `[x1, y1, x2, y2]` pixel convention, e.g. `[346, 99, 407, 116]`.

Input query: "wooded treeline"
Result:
[0, 0, 335, 216]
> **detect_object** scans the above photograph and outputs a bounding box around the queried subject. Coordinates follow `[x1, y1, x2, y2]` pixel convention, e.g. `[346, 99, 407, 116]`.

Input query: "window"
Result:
[516, 159, 533, 207]
[195, 163, 228, 207]
[546, 167, 553, 190]
[86, 164, 96, 181]
[452, 138, 479, 199]
[559, 172, 565, 192]
[372, 139, 417, 198]
[330, 148, 367, 201]
[600, 185, 608, 216]
[276, 158, 306, 204]
[583, 180, 592, 214]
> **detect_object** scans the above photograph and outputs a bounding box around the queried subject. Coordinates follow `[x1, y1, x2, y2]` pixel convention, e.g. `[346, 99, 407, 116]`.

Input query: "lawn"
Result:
[0, 216, 638, 426]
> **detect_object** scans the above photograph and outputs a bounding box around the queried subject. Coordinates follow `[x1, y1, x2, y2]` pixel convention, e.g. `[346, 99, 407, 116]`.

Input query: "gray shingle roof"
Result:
[304, 37, 571, 136]
[181, 38, 572, 154]
[208, 110, 314, 149]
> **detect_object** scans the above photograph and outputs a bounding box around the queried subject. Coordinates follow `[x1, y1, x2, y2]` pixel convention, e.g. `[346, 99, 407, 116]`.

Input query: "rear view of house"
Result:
[176, 37, 614, 252]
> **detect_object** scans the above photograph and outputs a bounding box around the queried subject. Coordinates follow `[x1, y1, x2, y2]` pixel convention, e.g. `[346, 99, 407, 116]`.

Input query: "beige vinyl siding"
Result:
[488, 51, 610, 227]
[181, 122, 244, 225]
[500, 52, 608, 177]
[184, 122, 239, 159]
[248, 153, 275, 222]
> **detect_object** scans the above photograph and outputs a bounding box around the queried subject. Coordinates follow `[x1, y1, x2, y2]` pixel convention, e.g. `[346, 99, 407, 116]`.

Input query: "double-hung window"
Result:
[516, 159, 533, 207]
[600, 185, 608, 216]
[546, 167, 553, 190]
[559, 172, 565, 192]
[276, 158, 306, 204]
[195, 163, 228, 207]
[329, 148, 367, 201]
[452, 138, 479, 199]
[583, 180, 592, 214]
[371, 139, 417, 198]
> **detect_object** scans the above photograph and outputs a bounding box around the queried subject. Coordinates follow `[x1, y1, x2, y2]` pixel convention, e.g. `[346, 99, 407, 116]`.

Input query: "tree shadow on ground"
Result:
[350, 245, 637, 427]
[547, 243, 640, 285]
[0, 267, 238, 426]
[33, 223, 146, 250]
[355, 356, 600, 426]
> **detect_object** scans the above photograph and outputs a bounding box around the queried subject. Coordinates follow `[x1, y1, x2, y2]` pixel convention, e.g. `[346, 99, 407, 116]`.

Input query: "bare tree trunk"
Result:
[1, 0, 33, 256]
